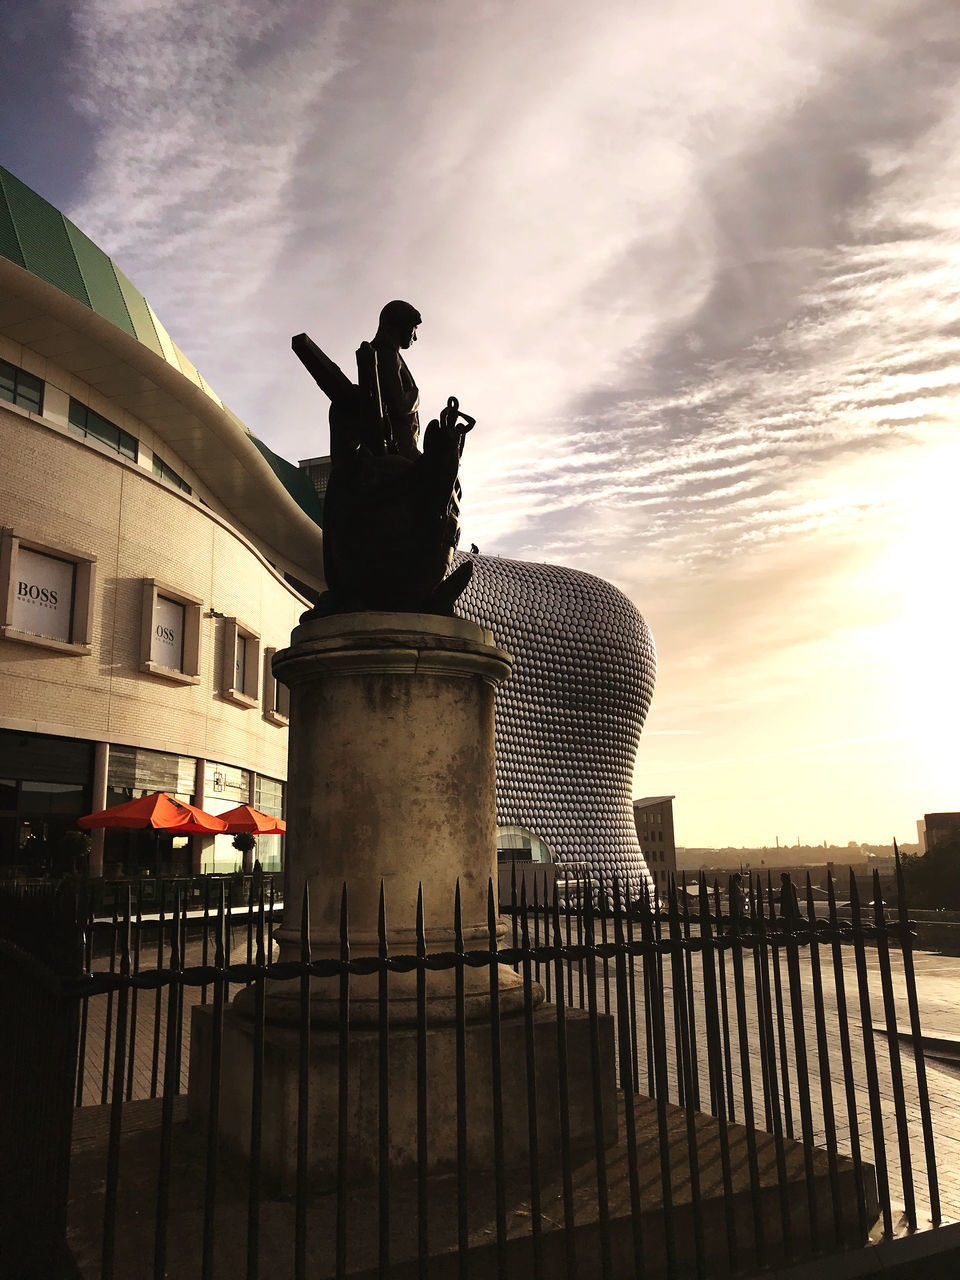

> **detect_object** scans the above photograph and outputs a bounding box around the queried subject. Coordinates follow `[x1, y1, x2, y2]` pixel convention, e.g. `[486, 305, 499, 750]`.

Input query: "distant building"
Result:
[298, 455, 331, 507]
[918, 813, 960, 854]
[633, 795, 676, 893]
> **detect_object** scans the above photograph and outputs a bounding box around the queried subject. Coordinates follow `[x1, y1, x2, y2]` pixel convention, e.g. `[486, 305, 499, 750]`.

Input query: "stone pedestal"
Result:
[192, 611, 617, 1184]
[243, 612, 525, 1021]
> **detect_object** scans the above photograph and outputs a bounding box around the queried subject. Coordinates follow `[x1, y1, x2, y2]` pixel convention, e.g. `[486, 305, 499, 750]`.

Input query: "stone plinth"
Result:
[192, 611, 617, 1188]
[241, 612, 526, 1022]
[189, 1002, 617, 1191]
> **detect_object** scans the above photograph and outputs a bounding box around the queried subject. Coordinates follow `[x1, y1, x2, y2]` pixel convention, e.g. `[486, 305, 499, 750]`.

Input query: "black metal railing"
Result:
[0, 854, 948, 1280]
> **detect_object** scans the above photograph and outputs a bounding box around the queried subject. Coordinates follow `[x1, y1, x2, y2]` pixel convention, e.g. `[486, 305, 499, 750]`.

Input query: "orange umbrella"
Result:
[216, 804, 286, 835]
[78, 791, 226, 833]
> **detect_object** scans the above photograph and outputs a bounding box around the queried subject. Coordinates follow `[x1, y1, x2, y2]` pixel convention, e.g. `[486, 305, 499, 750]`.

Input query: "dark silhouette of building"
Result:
[918, 812, 960, 854]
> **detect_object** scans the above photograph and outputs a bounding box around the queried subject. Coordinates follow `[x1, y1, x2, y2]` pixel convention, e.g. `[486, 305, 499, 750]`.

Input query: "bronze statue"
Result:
[293, 304, 475, 616]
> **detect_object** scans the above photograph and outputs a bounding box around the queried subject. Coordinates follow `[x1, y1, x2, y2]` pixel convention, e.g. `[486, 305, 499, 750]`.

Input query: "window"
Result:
[0, 730, 92, 872]
[202, 761, 254, 873]
[139, 579, 201, 683]
[69, 397, 137, 461]
[262, 646, 290, 724]
[152, 454, 192, 494]
[0, 357, 43, 414]
[206, 761, 251, 804]
[255, 774, 284, 816]
[222, 618, 260, 707]
[154, 595, 185, 670]
[0, 530, 95, 653]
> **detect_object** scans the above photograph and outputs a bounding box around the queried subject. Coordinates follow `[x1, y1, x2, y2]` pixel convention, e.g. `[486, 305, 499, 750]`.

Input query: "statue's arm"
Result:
[292, 333, 354, 404]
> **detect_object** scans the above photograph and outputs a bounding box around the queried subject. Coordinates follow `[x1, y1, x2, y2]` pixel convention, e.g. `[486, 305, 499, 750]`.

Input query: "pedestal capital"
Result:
[275, 611, 512, 688]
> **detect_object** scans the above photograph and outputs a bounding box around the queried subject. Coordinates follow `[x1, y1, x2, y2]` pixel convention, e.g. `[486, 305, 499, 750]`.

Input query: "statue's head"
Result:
[377, 299, 422, 349]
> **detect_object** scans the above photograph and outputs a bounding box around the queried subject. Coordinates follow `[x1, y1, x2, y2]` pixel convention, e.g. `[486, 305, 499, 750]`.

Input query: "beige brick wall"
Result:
[0, 404, 304, 781]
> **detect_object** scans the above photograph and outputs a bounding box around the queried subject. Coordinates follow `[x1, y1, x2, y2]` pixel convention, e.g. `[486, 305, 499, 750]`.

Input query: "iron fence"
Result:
[0, 854, 948, 1280]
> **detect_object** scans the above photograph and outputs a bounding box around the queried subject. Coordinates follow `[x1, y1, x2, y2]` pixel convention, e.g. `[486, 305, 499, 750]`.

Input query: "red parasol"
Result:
[78, 791, 226, 833]
[216, 804, 286, 835]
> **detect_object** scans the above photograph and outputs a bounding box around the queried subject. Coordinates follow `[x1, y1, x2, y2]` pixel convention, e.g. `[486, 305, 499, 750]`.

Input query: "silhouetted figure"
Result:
[292, 306, 475, 615]
[778, 871, 799, 925]
[370, 300, 422, 459]
[729, 872, 745, 922]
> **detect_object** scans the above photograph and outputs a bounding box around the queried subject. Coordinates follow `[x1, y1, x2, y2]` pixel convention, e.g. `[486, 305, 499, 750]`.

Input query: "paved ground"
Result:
[75, 923, 960, 1231]
[582, 942, 960, 1229]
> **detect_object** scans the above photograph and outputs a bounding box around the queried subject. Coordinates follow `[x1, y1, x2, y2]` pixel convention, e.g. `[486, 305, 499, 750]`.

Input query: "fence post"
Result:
[0, 883, 83, 1275]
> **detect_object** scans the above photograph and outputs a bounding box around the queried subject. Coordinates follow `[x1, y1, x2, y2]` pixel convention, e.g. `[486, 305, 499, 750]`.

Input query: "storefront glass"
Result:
[203, 761, 251, 873]
[104, 745, 198, 878]
[254, 774, 284, 872]
[0, 730, 92, 877]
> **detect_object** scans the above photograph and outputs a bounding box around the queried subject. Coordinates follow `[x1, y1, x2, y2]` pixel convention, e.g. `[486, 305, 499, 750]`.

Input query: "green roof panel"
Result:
[0, 176, 25, 270]
[64, 220, 136, 339]
[114, 266, 165, 359]
[249, 434, 324, 526]
[0, 166, 322, 528]
[0, 169, 89, 306]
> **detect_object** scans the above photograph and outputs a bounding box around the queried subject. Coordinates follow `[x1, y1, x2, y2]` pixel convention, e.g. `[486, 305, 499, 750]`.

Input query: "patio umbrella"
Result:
[78, 791, 226, 833]
[216, 804, 286, 835]
[77, 792, 226, 881]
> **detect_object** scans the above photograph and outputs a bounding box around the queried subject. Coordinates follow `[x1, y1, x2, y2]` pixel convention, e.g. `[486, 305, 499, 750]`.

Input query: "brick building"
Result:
[0, 166, 324, 880]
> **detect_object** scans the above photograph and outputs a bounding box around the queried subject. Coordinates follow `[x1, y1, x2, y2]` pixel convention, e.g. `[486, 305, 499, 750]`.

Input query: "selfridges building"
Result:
[455, 553, 657, 894]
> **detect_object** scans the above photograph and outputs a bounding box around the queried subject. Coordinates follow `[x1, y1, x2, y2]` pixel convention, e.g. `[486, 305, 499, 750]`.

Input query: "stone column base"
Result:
[188, 1002, 618, 1195]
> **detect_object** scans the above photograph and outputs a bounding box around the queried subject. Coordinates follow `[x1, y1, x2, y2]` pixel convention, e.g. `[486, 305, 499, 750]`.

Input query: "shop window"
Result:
[0, 730, 92, 874]
[152, 453, 192, 495]
[0, 357, 43, 414]
[68, 397, 138, 460]
[0, 530, 95, 654]
[222, 618, 260, 708]
[139, 579, 201, 684]
[203, 761, 253, 873]
[262, 646, 290, 724]
[253, 773, 285, 873]
[103, 745, 198, 879]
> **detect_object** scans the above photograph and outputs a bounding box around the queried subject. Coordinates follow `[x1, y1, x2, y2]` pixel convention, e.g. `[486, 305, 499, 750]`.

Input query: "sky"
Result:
[2, 0, 957, 848]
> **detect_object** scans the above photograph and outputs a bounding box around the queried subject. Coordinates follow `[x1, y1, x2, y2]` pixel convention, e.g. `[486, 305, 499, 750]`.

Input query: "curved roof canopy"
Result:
[0, 166, 323, 578]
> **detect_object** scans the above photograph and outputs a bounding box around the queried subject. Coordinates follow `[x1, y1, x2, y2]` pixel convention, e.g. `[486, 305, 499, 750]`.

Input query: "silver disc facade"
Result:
[455, 553, 657, 895]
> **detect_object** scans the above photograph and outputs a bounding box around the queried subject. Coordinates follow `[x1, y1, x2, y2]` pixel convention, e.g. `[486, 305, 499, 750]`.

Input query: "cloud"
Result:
[56, 0, 960, 843]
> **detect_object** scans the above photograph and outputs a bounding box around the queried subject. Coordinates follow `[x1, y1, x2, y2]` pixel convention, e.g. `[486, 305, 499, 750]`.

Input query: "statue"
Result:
[293, 303, 476, 616]
[370, 299, 422, 460]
